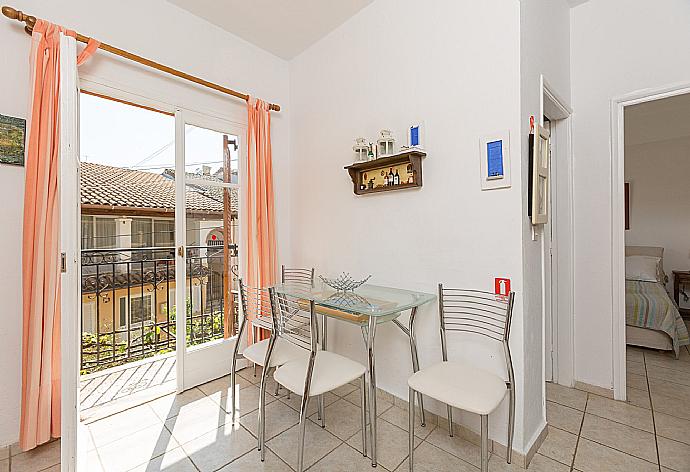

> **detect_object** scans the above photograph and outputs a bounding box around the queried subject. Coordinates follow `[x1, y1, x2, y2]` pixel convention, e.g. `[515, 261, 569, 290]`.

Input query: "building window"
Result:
[132, 218, 153, 248]
[95, 217, 117, 249]
[154, 219, 175, 247]
[81, 216, 94, 249]
[82, 301, 97, 333]
[118, 294, 154, 329]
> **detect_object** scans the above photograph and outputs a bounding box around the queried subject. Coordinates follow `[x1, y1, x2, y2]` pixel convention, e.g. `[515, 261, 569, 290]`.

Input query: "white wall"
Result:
[0, 0, 291, 447]
[519, 0, 571, 448]
[289, 0, 542, 453]
[571, 0, 690, 388]
[625, 136, 690, 289]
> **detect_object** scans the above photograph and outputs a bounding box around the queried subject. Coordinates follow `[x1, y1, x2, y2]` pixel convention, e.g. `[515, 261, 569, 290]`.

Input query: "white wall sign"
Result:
[479, 131, 511, 190]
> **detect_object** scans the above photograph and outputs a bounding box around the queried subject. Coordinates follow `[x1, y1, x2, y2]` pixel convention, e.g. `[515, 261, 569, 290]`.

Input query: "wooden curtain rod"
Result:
[1, 5, 281, 112]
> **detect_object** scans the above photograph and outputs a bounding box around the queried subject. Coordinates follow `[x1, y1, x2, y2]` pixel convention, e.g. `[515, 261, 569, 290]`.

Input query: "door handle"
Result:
[178, 245, 184, 257]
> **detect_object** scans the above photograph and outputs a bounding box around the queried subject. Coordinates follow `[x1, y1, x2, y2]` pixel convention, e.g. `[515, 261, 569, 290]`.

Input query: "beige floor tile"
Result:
[546, 400, 584, 434]
[573, 438, 658, 472]
[536, 426, 577, 466]
[647, 364, 690, 387]
[627, 361, 646, 376]
[396, 441, 477, 472]
[652, 391, 690, 421]
[87, 450, 104, 472]
[197, 373, 254, 397]
[488, 453, 570, 471]
[0, 459, 7, 472]
[424, 425, 482, 467]
[148, 387, 217, 421]
[655, 412, 690, 445]
[308, 443, 381, 472]
[580, 413, 657, 463]
[10, 439, 61, 472]
[180, 423, 256, 472]
[657, 436, 690, 472]
[627, 349, 645, 363]
[217, 448, 293, 471]
[97, 423, 179, 472]
[348, 418, 420, 471]
[626, 387, 651, 409]
[645, 355, 690, 374]
[649, 378, 690, 402]
[127, 447, 196, 472]
[344, 388, 394, 416]
[240, 398, 299, 441]
[279, 391, 338, 417]
[585, 394, 654, 432]
[331, 382, 359, 397]
[0, 446, 7, 461]
[88, 403, 162, 447]
[308, 398, 365, 441]
[379, 404, 437, 440]
[546, 382, 587, 410]
[164, 396, 234, 445]
[627, 373, 649, 391]
[207, 383, 278, 420]
[266, 420, 341, 470]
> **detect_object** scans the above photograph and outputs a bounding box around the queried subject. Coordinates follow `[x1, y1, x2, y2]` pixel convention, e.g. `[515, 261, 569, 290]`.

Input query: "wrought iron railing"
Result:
[80, 245, 238, 374]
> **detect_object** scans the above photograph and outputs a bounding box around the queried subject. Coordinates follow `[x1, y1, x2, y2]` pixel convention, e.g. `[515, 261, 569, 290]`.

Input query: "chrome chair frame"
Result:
[260, 288, 367, 471]
[408, 286, 515, 472]
[230, 279, 274, 424]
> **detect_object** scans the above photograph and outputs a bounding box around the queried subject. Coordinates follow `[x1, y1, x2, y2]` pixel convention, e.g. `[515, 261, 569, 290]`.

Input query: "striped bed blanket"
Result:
[626, 280, 690, 356]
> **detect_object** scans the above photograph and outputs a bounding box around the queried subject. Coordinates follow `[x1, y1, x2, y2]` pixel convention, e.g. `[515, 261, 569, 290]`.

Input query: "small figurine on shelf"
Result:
[367, 143, 376, 161]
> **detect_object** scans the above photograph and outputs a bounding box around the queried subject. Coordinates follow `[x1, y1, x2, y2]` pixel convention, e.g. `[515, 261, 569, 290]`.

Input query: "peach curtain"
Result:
[243, 97, 277, 344]
[20, 19, 99, 451]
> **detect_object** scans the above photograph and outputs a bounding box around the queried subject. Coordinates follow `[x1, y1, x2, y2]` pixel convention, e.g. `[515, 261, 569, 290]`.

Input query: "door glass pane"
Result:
[184, 123, 239, 348]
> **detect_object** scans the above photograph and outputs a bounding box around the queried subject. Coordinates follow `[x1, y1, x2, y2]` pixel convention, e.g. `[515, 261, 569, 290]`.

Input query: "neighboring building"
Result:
[79, 162, 238, 370]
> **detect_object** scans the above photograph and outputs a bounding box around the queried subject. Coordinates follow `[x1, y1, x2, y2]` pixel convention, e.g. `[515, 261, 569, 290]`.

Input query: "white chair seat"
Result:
[274, 351, 366, 397]
[243, 338, 307, 367]
[408, 361, 507, 415]
[251, 316, 273, 331]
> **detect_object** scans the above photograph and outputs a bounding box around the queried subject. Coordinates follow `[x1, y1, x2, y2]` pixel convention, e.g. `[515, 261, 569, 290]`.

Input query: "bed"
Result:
[625, 246, 690, 358]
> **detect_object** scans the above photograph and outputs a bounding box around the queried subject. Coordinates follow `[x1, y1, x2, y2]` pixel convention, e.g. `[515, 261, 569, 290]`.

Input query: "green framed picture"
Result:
[0, 114, 26, 166]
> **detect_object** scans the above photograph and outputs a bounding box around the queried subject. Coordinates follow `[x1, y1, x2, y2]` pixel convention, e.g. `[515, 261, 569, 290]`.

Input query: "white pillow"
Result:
[626, 255, 661, 282]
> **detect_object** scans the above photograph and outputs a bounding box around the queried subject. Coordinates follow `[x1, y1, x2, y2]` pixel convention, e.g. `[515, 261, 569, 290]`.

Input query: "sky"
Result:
[79, 92, 238, 179]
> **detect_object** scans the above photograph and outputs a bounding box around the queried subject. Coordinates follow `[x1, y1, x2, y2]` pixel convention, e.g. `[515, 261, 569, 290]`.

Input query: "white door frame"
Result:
[59, 34, 82, 472]
[610, 81, 690, 400]
[540, 75, 575, 388]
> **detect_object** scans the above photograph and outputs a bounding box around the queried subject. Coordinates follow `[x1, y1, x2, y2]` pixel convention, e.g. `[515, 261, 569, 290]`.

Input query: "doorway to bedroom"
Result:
[620, 91, 690, 401]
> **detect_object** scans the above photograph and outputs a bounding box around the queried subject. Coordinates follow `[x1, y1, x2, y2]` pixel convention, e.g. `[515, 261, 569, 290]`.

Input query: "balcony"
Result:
[79, 245, 238, 417]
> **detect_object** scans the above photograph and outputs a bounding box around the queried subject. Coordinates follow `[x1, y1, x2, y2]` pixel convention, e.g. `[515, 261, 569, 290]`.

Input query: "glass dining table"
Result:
[273, 282, 436, 467]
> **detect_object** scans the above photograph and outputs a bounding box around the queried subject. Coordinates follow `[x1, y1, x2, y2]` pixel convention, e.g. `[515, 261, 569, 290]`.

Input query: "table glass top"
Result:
[273, 283, 436, 317]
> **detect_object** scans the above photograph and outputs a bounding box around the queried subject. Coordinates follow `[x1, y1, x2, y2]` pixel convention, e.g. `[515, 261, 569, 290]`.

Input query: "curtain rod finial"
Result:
[2, 5, 36, 26]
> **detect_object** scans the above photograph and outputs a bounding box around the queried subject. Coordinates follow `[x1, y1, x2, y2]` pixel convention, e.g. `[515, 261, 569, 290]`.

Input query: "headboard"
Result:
[625, 246, 667, 283]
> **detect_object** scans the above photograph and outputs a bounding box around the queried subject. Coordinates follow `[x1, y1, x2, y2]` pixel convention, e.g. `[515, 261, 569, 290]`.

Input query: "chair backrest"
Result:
[438, 285, 515, 383]
[281, 265, 315, 286]
[268, 288, 318, 353]
[238, 278, 273, 332]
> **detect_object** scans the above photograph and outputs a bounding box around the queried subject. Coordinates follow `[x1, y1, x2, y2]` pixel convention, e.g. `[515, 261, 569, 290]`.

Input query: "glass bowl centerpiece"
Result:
[319, 272, 371, 293]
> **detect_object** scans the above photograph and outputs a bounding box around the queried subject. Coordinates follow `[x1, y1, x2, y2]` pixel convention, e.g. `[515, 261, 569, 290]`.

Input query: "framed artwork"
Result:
[0, 114, 26, 166]
[530, 123, 551, 225]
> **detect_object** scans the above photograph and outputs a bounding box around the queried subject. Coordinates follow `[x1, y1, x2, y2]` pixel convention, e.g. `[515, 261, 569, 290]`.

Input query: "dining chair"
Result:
[407, 286, 515, 472]
[230, 279, 306, 426]
[259, 288, 368, 472]
[281, 265, 315, 285]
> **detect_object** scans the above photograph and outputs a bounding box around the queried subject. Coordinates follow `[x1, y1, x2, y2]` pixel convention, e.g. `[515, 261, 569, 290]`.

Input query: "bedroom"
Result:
[623, 91, 690, 380]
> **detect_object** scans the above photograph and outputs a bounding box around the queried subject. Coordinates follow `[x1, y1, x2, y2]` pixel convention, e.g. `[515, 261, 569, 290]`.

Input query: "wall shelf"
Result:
[344, 150, 426, 195]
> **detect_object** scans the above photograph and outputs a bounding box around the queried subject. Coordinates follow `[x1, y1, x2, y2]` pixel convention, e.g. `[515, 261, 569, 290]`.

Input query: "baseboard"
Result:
[574, 381, 614, 399]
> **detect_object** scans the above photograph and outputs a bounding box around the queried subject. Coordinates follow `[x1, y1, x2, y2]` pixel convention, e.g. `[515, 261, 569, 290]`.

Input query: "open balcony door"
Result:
[59, 34, 86, 472]
[174, 109, 246, 392]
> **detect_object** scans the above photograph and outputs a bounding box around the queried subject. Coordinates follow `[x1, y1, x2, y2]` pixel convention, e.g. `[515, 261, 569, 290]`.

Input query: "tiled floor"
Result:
[4, 344, 690, 472]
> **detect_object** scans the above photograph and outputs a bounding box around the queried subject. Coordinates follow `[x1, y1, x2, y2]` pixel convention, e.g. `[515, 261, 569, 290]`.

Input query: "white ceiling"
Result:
[167, 0, 374, 59]
[625, 93, 690, 146]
